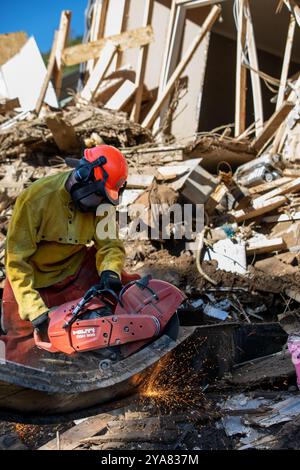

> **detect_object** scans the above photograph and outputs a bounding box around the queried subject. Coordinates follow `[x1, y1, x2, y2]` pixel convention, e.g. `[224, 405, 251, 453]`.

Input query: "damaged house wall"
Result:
[116, 0, 300, 139]
[200, 0, 300, 132]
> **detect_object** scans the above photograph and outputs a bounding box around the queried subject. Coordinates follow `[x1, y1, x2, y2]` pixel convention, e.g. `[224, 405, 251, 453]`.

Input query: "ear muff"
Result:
[75, 156, 108, 183]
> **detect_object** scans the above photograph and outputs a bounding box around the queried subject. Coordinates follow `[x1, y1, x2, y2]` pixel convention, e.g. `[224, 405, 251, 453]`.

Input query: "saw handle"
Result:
[33, 328, 59, 353]
[63, 286, 120, 329]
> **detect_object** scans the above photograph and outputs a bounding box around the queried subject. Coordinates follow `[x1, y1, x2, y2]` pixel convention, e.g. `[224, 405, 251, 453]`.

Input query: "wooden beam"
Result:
[39, 408, 125, 450]
[130, 0, 153, 122]
[176, 0, 226, 6]
[35, 31, 59, 115]
[105, 79, 136, 110]
[234, 0, 247, 137]
[62, 25, 154, 66]
[263, 211, 300, 223]
[80, 42, 117, 102]
[250, 101, 294, 151]
[276, 14, 296, 110]
[285, 0, 300, 27]
[245, 0, 264, 136]
[53, 10, 72, 98]
[248, 177, 293, 195]
[271, 74, 300, 154]
[246, 237, 286, 255]
[142, 4, 221, 129]
[231, 195, 287, 222]
[254, 176, 300, 203]
[159, 3, 186, 92]
[116, 0, 131, 69]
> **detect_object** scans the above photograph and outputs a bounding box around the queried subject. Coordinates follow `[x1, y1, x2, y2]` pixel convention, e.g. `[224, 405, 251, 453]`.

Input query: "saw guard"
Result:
[34, 278, 186, 355]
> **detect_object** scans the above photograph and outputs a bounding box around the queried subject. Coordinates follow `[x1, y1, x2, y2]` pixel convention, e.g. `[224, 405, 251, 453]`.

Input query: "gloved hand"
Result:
[31, 307, 57, 333]
[98, 270, 122, 292]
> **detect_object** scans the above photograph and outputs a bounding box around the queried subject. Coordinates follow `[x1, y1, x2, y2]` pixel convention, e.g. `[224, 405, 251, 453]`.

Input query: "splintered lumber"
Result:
[142, 5, 221, 129]
[276, 14, 296, 110]
[0, 32, 28, 65]
[234, 0, 247, 137]
[39, 408, 126, 450]
[80, 43, 116, 102]
[231, 195, 287, 222]
[205, 183, 228, 214]
[62, 25, 154, 66]
[251, 101, 294, 151]
[248, 177, 293, 195]
[254, 176, 300, 203]
[105, 80, 136, 111]
[246, 237, 286, 255]
[130, 0, 154, 122]
[35, 31, 59, 115]
[46, 115, 80, 153]
[245, 0, 264, 136]
[53, 10, 72, 97]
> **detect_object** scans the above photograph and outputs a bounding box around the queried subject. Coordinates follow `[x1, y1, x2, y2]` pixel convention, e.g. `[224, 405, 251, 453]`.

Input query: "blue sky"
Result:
[1, 1, 87, 52]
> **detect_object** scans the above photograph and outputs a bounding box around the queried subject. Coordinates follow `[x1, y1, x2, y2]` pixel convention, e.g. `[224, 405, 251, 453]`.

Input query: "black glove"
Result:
[31, 307, 56, 332]
[98, 270, 122, 292]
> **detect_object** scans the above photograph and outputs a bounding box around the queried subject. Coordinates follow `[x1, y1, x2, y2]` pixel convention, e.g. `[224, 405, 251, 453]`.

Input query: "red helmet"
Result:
[83, 145, 128, 204]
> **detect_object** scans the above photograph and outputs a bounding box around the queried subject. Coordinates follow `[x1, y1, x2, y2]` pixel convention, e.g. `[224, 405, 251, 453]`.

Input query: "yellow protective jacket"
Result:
[5, 170, 125, 322]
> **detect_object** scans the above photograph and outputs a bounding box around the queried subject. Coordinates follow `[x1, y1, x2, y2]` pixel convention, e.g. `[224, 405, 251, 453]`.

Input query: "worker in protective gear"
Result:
[1, 145, 137, 364]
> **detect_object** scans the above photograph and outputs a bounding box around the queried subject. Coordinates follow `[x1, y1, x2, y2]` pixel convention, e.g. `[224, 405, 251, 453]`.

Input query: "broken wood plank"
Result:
[276, 14, 296, 110]
[245, 0, 264, 136]
[262, 211, 300, 223]
[234, 0, 247, 137]
[80, 429, 180, 444]
[62, 25, 154, 66]
[39, 408, 125, 450]
[228, 350, 295, 386]
[35, 31, 59, 115]
[70, 110, 94, 127]
[116, 0, 131, 69]
[80, 42, 116, 102]
[246, 237, 286, 255]
[87, 0, 109, 73]
[105, 79, 136, 110]
[248, 177, 293, 195]
[254, 176, 300, 203]
[157, 0, 178, 94]
[46, 115, 80, 153]
[205, 183, 228, 215]
[130, 0, 153, 122]
[251, 101, 294, 152]
[231, 195, 287, 222]
[0, 32, 28, 66]
[53, 10, 71, 98]
[142, 4, 221, 129]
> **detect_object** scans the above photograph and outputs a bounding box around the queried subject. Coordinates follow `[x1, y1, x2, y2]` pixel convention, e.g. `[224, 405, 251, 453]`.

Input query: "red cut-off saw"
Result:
[34, 276, 186, 359]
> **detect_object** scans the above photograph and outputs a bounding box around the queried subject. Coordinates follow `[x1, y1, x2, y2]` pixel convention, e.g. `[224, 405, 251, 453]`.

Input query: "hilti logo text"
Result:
[73, 328, 96, 338]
